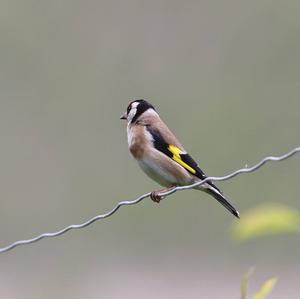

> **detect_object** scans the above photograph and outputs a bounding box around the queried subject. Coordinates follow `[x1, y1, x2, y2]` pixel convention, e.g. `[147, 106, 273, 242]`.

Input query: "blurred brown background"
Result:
[0, 1, 299, 298]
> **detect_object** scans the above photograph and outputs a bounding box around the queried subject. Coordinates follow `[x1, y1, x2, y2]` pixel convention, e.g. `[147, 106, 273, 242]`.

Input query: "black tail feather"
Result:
[206, 187, 240, 218]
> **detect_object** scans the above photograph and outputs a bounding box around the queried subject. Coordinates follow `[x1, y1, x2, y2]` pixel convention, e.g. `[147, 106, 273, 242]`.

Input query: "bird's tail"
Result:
[205, 184, 240, 218]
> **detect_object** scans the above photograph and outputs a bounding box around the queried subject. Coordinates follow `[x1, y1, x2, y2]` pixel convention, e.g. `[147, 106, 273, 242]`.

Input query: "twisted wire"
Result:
[0, 146, 299, 254]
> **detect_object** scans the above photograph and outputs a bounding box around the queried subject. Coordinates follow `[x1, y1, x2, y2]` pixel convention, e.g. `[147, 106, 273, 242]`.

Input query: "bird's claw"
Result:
[150, 191, 164, 203]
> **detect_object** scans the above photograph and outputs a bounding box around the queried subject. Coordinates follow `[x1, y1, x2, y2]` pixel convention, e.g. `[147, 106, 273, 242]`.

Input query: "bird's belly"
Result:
[138, 158, 178, 187]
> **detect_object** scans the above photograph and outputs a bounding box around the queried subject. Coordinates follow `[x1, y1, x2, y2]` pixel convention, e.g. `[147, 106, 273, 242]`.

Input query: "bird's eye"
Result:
[127, 104, 131, 114]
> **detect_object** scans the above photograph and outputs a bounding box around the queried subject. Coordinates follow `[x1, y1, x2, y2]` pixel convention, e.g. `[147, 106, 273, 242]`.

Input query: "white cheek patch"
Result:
[127, 107, 137, 123]
[127, 101, 140, 123]
[131, 102, 139, 109]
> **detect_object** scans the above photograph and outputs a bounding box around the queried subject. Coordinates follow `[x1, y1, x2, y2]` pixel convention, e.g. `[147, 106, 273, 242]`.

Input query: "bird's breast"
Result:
[127, 125, 150, 159]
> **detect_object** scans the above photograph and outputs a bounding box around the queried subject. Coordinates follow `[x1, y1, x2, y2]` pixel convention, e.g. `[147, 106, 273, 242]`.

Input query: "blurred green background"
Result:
[0, 1, 299, 298]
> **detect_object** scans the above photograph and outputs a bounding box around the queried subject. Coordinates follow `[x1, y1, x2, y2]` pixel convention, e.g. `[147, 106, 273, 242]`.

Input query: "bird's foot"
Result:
[150, 191, 164, 203]
[150, 186, 176, 203]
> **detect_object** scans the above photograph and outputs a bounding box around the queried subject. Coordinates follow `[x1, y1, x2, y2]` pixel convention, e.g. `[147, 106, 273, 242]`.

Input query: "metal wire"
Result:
[0, 146, 299, 254]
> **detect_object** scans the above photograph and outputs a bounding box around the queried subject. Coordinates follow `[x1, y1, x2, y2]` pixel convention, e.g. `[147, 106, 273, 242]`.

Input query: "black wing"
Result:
[147, 127, 207, 180]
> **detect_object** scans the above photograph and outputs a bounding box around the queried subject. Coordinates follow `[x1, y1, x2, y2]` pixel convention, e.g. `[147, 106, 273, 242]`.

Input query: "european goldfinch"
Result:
[120, 99, 239, 218]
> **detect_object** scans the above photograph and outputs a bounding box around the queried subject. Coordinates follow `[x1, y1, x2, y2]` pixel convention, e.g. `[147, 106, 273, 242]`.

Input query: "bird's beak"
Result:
[120, 112, 127, 120]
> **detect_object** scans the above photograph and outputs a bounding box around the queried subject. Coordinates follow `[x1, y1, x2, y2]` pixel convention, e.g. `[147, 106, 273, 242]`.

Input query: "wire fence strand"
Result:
[0, 146, 299, 254]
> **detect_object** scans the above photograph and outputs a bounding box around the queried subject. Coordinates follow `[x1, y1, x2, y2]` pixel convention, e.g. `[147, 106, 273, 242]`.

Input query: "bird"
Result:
[120, 99, 239, 218]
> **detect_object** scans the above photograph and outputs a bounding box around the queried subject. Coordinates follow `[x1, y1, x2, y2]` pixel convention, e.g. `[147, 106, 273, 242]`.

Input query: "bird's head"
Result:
[120, 99, 156, 124]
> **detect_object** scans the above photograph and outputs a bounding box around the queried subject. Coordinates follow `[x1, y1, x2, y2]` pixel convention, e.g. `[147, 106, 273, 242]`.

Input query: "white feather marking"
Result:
[138, 158, 178, 187]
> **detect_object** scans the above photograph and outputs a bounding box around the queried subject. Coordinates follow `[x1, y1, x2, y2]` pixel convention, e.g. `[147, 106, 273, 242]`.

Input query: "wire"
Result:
[0, 146, 299, 254]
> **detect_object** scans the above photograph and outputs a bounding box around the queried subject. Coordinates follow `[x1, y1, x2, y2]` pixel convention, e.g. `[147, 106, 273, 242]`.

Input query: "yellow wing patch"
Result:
[168, 145, 196, 174]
